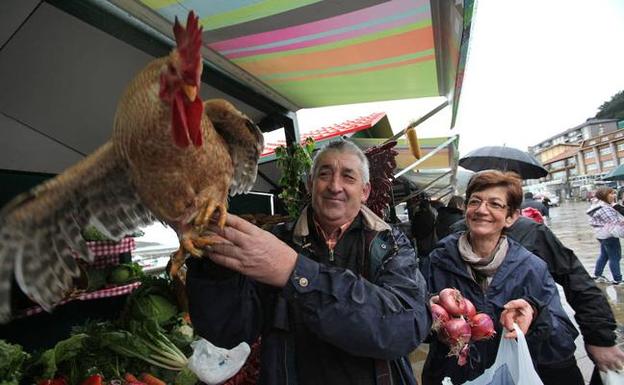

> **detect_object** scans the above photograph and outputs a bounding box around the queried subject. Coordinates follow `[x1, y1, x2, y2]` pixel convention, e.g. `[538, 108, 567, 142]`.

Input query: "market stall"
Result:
[0, 0, 474, 383]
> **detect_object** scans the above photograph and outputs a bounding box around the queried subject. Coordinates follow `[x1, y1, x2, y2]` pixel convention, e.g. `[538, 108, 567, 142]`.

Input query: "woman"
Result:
[587, 187, 624, 284]
[422, 170, 582, 385]
[435, 195, 465, 239]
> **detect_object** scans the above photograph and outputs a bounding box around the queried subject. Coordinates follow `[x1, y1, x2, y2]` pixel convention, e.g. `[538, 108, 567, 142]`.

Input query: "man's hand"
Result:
[499, 299, 534, 339]
[585, 344, 624, 372]
[205, 214, 298, 287]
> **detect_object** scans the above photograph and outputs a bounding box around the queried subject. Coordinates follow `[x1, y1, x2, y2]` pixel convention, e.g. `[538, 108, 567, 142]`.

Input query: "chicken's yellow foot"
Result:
[193, 199, 227, 231]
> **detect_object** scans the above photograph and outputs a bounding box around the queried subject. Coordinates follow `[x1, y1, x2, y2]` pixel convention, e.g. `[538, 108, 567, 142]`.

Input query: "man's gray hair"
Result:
[310, 140, 370, 184]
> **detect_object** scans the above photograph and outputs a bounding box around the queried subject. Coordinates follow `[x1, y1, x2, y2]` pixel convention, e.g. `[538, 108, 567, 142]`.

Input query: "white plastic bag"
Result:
[600, 369, 624, 385]
[460, 323, 543, 385]
[187, 338, 251, 385]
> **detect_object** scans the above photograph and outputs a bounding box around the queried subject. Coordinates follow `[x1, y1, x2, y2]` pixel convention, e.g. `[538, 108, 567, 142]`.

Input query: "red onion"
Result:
[431, 303, 450, 331]
[441, 317, 472, 357]
[463, 298, 477, 318]
[470, 313, 496, 341]
[439, 288, 467, 317]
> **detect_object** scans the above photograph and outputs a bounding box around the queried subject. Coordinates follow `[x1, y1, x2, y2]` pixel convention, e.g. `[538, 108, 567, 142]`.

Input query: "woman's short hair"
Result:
[310, 140, 370, 184]
[466, 170, 523, 214]
[447, 195, 465, 210]
[595, 187, 614, 203]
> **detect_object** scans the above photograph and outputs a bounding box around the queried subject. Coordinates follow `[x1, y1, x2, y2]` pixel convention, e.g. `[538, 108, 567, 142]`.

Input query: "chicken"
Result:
[0, 12, 264, 322]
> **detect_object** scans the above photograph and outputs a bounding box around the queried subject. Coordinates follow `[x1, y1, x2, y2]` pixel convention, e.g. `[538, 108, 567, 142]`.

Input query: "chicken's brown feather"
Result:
[0, 143, 154, 321]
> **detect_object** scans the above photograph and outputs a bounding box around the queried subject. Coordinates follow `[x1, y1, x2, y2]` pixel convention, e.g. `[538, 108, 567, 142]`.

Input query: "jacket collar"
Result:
[432, 233, 532, 284]
[292, 205, 391, 246]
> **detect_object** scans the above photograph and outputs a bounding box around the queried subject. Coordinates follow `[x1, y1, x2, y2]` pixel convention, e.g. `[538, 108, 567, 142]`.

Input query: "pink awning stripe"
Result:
[209, 0, 427, 51]
[224, 17, 417, 59]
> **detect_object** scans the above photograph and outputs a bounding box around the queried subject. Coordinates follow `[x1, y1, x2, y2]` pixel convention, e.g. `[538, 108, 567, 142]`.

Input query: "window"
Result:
[550, 160, 565, 169]
[586, 163, 598, 171]
[617, 142, 624, 152]
[599, 146, 612, 156]
[602, 160, 615, 168]
[569, 167, 577, 176]
[584, 151, 595, 159]
[567, 158, 576, 166]
[551, 171, 566, 180]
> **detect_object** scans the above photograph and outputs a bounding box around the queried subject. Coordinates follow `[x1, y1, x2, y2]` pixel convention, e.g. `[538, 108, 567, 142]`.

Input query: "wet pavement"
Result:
[410, 201, 624, 384]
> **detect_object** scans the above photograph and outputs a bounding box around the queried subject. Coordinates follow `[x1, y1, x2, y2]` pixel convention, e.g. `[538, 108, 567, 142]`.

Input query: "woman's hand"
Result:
[499, 299, 535, 339]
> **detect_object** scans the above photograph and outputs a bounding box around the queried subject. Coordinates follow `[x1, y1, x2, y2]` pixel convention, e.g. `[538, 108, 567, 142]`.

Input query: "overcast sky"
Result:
[294, 0, 624, 156]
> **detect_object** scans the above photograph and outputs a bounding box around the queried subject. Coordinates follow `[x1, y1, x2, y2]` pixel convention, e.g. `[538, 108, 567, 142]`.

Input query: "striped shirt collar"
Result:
[313, 216, 355, 251]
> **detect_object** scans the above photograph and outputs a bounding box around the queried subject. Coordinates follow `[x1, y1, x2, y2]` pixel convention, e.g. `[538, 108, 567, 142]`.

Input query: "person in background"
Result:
[542, 195, 552, 209]
[612, 191, 624, 216]
[186, 140, 431, 385]
[435, 195, 465, 239]
[521, 191, 549, 218]
[587, 187, 624, 285]
[407, 193, 438, 277]
[424, 170, 583, 385]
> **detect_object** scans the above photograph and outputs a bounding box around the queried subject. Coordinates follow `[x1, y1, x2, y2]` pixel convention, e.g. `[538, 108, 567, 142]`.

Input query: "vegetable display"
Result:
[0, 339, 30, 385]
[1, 276, 209, 385]
[431, 288, 496, 366]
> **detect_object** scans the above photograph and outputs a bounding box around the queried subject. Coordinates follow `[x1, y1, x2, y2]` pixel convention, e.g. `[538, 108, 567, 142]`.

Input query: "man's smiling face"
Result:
[308, 150, 371, 231]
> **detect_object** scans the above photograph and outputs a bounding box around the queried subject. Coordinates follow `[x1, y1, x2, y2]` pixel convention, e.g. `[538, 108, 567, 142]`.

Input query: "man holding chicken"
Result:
[186, 140, 430, 384]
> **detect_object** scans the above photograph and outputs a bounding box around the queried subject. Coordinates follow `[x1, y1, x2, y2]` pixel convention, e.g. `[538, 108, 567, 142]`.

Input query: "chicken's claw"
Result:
[182, 236, 203, 257]
[194, 199, 227, 231]
[168, 232, 229, 278]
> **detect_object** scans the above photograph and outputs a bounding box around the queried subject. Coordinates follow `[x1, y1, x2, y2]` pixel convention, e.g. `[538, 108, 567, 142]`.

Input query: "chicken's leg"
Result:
[169, 197, 228, 278]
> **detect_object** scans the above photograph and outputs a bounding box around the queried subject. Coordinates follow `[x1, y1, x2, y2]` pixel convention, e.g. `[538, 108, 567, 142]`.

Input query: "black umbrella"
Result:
[602, 163, 624, 181]
[459, 146, 548, 179]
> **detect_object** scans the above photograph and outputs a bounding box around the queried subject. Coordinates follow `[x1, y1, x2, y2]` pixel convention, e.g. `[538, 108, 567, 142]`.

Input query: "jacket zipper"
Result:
[329, 249, 334, 262]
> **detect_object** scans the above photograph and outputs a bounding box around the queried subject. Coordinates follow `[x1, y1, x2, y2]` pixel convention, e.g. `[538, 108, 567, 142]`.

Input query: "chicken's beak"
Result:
[182, 84, 198, 102]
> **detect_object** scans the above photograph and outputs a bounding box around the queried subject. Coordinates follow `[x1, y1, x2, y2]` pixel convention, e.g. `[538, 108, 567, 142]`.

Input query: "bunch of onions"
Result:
[430, 288, 496, 366]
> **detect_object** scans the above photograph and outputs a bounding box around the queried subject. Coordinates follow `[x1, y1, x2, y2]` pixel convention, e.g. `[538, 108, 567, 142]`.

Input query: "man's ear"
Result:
[362, 182, 371, 203]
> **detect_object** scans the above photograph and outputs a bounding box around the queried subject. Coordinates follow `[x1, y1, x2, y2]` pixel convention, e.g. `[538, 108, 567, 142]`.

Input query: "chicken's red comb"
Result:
[173, 11, 203, 85]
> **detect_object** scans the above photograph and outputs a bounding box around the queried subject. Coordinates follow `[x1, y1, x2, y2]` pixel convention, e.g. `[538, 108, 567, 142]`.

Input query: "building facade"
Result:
[527, 119, 621, 200]
[529, 119, 619, 155]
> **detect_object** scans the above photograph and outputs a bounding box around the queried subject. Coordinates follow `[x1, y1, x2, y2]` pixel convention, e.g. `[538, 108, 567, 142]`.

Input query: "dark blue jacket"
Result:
[422, 233, 578, 385]
[186, 206, 431, 385]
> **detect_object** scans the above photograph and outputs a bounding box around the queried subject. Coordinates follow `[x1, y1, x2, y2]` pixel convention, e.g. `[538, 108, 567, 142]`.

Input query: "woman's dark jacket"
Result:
[422, 233, 578, 385]
[186, 206, 431, 385]
[434, 207, 464, 240]
[449, 216, 617, 346]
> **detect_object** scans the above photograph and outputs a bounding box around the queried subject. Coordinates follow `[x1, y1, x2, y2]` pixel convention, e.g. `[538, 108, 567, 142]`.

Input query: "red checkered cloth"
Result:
[89, 254, 121, 269]
[72, 237, 136, 269]
[20, 281, 141, 318]
[86, 237, 135, 256]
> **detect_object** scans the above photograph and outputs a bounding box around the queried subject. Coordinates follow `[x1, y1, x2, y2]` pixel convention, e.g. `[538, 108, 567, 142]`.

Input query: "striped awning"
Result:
[137, 0, 473, 124]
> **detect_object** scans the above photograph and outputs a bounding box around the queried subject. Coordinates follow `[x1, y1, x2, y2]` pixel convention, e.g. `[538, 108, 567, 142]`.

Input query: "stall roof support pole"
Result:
[394, 135, 459, 178]
[396, 169, 453, 205]
[384, 99, 449, 144]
